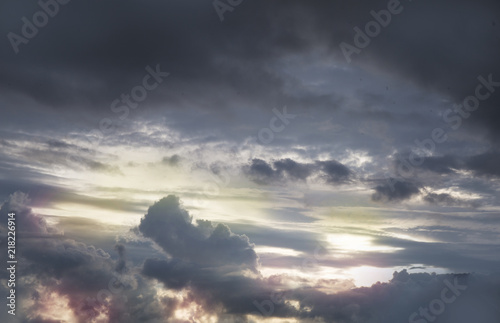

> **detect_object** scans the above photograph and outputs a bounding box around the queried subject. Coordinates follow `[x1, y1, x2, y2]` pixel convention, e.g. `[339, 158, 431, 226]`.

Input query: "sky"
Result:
[0, 0, 500, 322]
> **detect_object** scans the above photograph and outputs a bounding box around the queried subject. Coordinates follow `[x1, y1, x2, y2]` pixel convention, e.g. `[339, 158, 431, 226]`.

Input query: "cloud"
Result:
[370, 178, 481, 208]
[137, 195, 301, 317]
[465, 151, 500, 177]
[141, 258, 293, 317]
[114, 244, 127, 274]
[274, 158, 315, 181]
[316, 160, 352, 184]
[0, 193, 169, 323]
[371, 179, 420, 202]
[0, 136, 121, 175]
[0, 191, 52, 235]
[415, 155, 463, 174]
[244, 159, 280, 185]
[288, 270, 500, 323]
[2, 193, 500, 322]
[138, 195, 258, 270]
[161, 154, 181, 167]
[403, 151, 500, 178]
[423, 192, 480, 208]
[1, 0, 500, 321]
[244, 158, 352, 185]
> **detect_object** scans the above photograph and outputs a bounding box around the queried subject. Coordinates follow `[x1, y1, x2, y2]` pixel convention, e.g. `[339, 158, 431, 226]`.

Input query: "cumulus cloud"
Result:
[138, 195, 258, 270]
[135, 195, 306, 318]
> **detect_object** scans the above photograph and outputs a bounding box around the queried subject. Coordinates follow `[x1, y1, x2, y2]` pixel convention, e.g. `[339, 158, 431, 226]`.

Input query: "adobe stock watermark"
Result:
[63, 64, 169, 168]
[255, 106, 296, 145]
[409, 276, 467, 323]
[340, 0, 404, 63]
[7, 0, 72, 54]
[384, 73, 500, 190]
[252, 243, 328, 317]
[213, 0, 244, 22]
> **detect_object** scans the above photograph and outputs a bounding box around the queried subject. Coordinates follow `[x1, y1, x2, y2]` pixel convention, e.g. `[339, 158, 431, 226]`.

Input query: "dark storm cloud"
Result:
[0, 0, 303, 115]
[274, 158, 315, 181]
[245, 158, 281, 184]
[317, 0, 500, 142]
[317, 160, 352, 184]
[244, 158, 352, 185]
[0, 0, 498, 152]
[371, 179, 420, 202]
[1, 0, 499, 163]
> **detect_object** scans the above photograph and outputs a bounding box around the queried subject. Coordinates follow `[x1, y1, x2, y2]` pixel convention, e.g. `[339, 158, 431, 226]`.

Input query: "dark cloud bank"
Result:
[1, 0, 500, 144]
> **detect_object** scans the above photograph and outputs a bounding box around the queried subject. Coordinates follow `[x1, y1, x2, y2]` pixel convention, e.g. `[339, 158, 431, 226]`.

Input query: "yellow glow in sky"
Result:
[327, 234, 402, 253]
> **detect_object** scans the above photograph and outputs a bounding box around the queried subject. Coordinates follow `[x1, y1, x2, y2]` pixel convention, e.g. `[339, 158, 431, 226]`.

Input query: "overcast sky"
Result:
[1, 0, 500, 322]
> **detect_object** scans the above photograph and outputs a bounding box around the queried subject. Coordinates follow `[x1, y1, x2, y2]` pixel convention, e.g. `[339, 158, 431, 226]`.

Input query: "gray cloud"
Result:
[371, 179, 420, 202]
[398, 151, 500, 178]
[2, 193, 500, 322]
[161, 154, 181, 167]
[317, 160, 352, 184]
[274, 158, 315, 181]
[0, 193, 168, 323]
[245, 158, 352, 185]
[289, 270, 500, 323]
[138, 195, 258, 270]
[423, 192, 481, 208]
